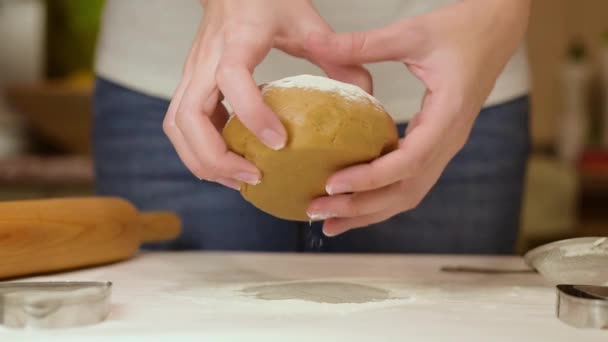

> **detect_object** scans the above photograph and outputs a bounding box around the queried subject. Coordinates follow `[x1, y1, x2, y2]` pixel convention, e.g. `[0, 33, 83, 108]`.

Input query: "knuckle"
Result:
[349, 31, 368, 57]
[162, 116, 175, 136]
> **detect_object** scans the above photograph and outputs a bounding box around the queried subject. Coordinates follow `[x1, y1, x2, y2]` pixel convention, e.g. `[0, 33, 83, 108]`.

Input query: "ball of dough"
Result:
[222, 75, 398, 221]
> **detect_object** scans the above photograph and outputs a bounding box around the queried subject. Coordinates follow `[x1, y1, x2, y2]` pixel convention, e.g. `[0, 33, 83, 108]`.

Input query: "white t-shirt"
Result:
[95, 0, 529, 123]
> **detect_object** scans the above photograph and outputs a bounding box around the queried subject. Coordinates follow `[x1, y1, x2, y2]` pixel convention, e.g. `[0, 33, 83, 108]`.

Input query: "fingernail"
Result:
[235, 172, 261, 185]
[261, 129, 286, 150]
[307, 212, 336, 221]
[326, 183, 352, 195]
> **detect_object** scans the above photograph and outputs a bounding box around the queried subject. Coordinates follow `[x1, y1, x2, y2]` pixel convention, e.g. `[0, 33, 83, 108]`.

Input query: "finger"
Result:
[325, 91, 450, 195]
[307, 182, 403, 220]
[216, 34, 287, 150]
[176, 59, 261, 184]
[323, 134, 454, 236]
[306, 20, 425, 65]
[164, 88, 214, 181]
[177, 109, 261, 185]
[164, 22, 216, 180]
[324, 150, 450, 236]
[325, 124, 440, 195]
[322, 206, 403, 237]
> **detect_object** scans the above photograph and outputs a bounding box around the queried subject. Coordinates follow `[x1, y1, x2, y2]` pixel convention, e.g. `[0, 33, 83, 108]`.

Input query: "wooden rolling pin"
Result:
[0, 197, 181, 279]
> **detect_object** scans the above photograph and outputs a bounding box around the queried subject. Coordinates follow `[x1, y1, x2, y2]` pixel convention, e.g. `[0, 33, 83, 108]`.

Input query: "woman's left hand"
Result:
[305, 0, 531, 236]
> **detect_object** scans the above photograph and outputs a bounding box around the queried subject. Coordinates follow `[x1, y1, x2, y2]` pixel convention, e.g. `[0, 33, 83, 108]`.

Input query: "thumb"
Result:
[306, 21, 422, 65]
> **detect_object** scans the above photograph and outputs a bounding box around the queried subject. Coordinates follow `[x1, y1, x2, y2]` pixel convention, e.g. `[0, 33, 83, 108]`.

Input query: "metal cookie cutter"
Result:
[0, 281, 112, 329]
[557, 285, 608, 329]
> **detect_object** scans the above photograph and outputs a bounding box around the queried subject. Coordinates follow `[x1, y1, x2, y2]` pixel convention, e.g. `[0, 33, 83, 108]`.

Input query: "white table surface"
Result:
[1, 252, 606, 341]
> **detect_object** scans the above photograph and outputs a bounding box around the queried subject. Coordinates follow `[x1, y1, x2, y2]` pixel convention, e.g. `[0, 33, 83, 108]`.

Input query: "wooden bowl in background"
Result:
[4, 75, 93, 155]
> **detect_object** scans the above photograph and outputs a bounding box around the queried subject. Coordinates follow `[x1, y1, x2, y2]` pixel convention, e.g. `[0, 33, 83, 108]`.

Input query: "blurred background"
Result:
[0, 0, 607, 253]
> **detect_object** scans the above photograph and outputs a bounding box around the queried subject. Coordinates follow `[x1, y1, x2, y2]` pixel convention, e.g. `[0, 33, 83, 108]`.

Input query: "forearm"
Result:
[477, 0, 531, 42]
[454, 0, 530, 72]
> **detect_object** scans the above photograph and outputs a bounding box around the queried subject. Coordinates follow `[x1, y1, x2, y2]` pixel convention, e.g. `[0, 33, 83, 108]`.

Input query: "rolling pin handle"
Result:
[139, 212, 181, 242]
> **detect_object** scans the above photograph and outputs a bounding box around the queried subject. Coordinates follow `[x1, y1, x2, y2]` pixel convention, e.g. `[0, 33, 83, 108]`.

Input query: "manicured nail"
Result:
[235, 172, 261, 185]
[307, 212, 336, 221]
[326, 183, 352, 195]
[261, 128, 286, 150]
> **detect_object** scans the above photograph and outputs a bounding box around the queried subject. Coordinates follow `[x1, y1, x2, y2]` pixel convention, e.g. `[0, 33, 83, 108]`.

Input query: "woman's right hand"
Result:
[163, 0, 371, 190]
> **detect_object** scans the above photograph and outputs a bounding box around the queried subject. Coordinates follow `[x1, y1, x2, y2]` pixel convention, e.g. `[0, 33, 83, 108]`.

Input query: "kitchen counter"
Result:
[1, 252, 605, 341]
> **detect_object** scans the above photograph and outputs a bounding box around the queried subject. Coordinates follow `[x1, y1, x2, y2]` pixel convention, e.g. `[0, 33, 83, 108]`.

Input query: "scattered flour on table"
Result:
[162, 280, 552, 317]
[161, 280, 413, 315]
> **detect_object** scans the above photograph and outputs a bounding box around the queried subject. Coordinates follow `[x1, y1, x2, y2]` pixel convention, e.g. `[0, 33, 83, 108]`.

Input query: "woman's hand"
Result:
[305, 0, 531, 236]
[163, 0, 371, 190]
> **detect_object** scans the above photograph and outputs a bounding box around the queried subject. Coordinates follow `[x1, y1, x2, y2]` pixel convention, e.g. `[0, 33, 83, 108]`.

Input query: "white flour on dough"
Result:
[262, 74, 382, 108]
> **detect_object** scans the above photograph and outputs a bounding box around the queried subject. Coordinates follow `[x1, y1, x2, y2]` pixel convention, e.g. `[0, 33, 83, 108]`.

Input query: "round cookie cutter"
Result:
[557, 284, 608, 329]
[0, 281, 112, 329]
[441, 237, 608, 330]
